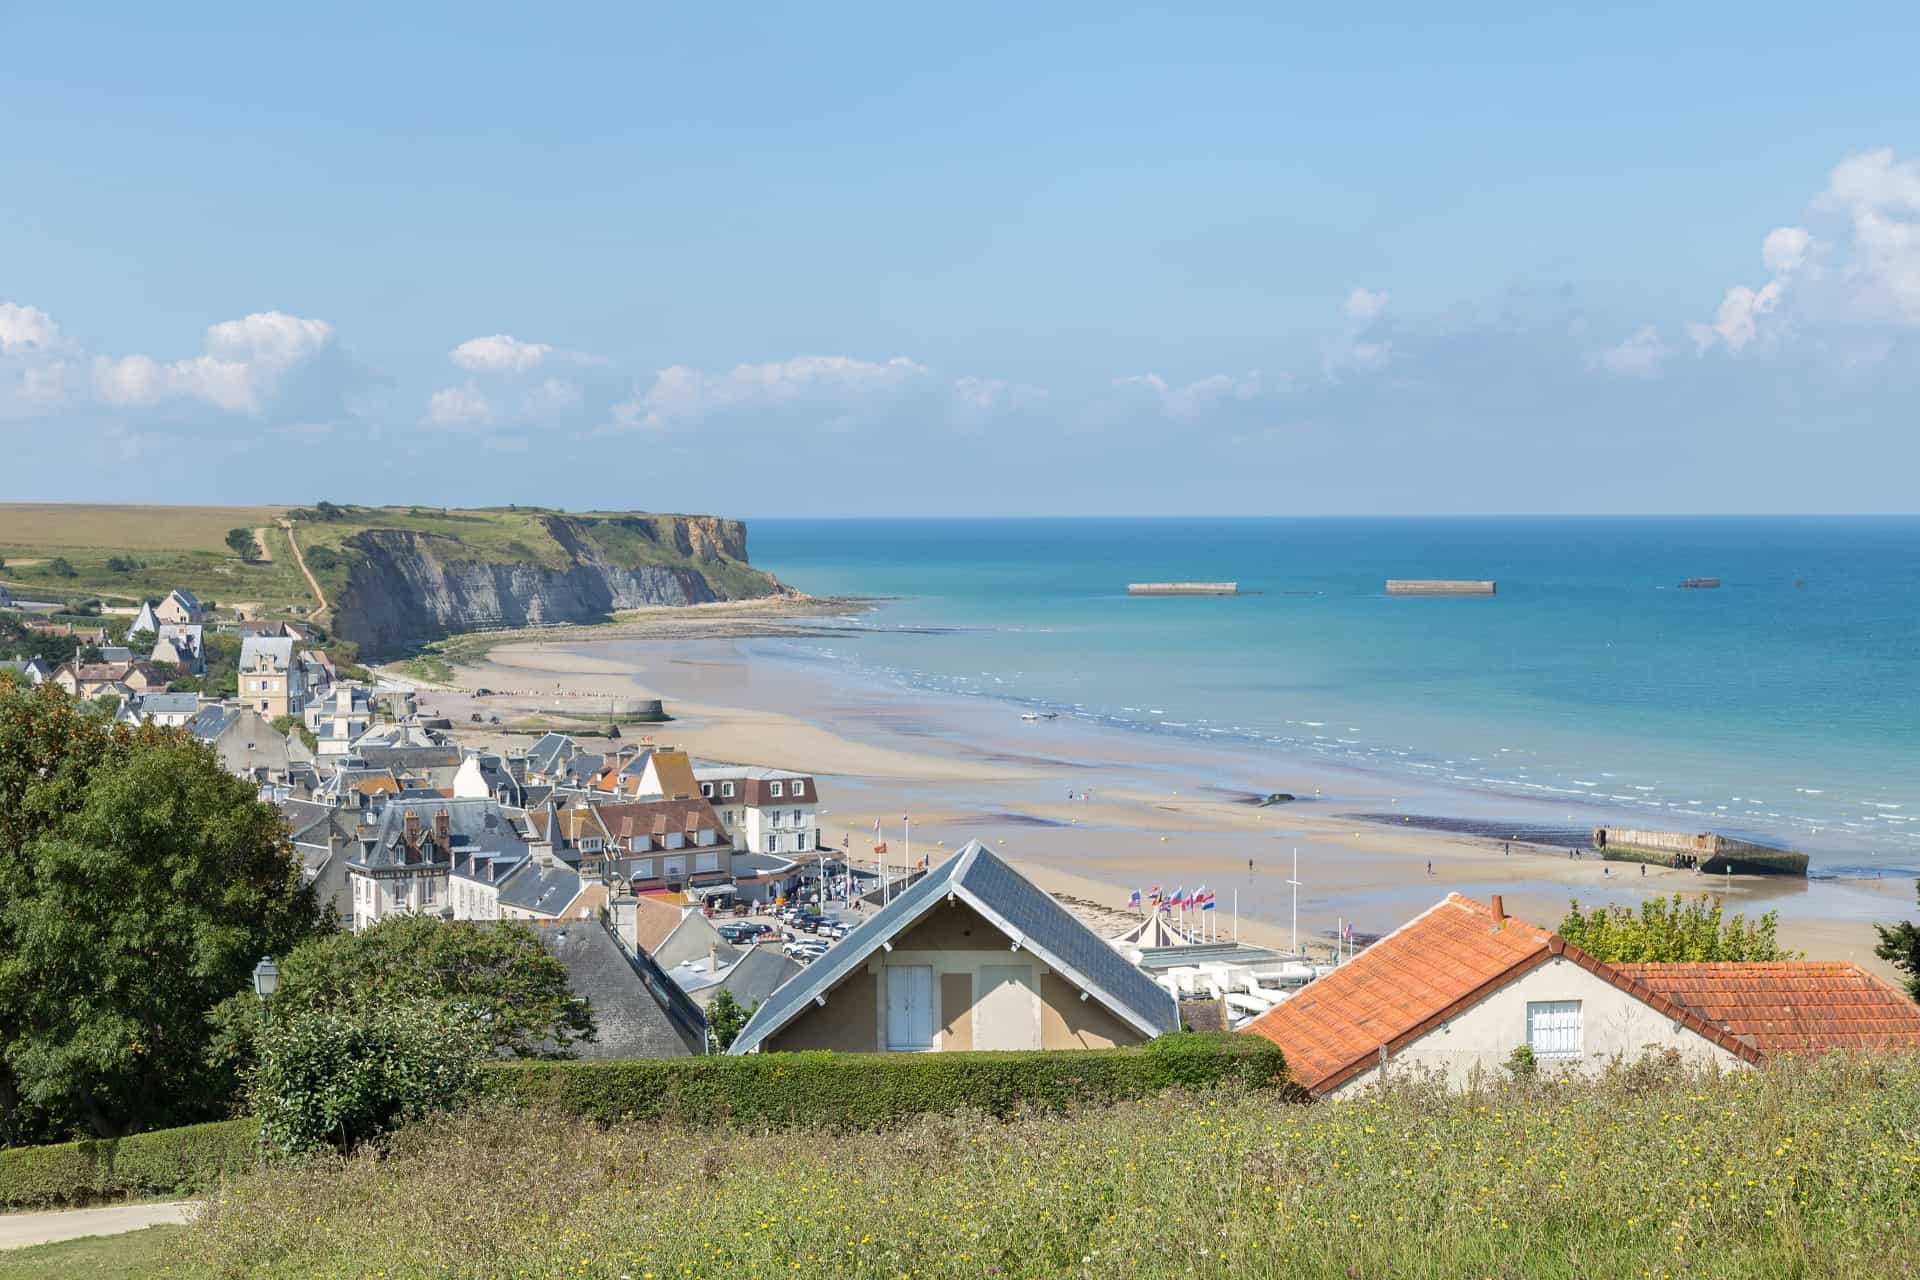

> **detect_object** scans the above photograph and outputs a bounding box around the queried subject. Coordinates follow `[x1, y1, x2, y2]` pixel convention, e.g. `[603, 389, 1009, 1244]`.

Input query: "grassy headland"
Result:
[185, 1055, 1920, 1280]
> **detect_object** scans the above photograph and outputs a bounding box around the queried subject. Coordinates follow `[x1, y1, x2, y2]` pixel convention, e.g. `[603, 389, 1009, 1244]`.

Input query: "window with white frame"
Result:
[701, 783, 713, 797]
[1525, 1000, 1583, 1058]
[770, 781, 783, 798]
[722, 781, 735, 798]
[791, 809, 802, 826]
[765, 834, 776, 854]
[633, 858, 654, 879]
[790, 779, 805, 797]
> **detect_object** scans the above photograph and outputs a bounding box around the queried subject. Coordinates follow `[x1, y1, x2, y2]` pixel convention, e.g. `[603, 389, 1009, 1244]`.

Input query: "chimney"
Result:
[1490, 894, 1505, 923]
[433, 809, 451, 848]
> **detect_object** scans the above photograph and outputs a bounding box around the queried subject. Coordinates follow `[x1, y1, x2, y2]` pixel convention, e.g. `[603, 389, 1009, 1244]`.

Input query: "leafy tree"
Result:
[90, 693, 121, 717]
[44, 558, 74, 579]
[225, 528, 260, 561]
[0, 683, 324, 1142]
[104, 555, 140, 574]
[706, 989, 754, 1052]
[1875, 879, 1920, 1003]
[251, 1001, 485, 1155]
[302, 544, 341, 572]
[1557, 894, 1797, 963]
[251, 915, 594, 1060]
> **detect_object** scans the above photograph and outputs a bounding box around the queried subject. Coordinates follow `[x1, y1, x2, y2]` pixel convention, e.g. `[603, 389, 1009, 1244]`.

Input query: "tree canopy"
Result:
[260, 915, 595, 1059]
[1557, 893, 1796, 964]
[1875, 879, 1920, 1003]
[0, 679, 324, 1142]
[225, 528, 259, 561]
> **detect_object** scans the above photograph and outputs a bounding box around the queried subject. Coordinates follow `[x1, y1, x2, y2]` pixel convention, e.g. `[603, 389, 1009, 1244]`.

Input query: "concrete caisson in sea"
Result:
[1591, 827, 1809, 877]
[1384, 579, 1496, 596]
[1126, 582, 1240, 596]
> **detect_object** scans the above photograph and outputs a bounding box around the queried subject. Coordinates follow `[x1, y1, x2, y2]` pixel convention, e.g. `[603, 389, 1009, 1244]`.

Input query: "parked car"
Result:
[783, 939, 828, 960]
[716, 924, 756, 945]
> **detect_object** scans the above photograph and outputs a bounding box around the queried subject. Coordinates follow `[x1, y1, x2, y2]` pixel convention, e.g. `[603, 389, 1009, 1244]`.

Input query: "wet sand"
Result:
[392, 612, 1912, 982]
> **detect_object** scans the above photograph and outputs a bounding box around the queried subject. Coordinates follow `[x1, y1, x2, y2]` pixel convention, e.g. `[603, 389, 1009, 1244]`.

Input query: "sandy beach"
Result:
[388, 602, 1912, 982]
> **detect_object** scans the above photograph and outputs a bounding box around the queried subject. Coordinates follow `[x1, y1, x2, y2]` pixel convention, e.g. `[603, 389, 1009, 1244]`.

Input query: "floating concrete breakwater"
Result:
[1384, 579, 1497, 596]
[1591, 827, 1809, 877]
[1127, 582, 1240, 596]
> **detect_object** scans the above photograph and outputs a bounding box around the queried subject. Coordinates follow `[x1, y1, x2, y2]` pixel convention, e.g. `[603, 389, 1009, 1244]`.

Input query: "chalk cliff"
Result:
[329, 514, 782, 657]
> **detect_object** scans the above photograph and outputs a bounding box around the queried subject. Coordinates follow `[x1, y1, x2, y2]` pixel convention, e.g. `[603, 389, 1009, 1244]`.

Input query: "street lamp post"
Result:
[251, 956, 278, 1166]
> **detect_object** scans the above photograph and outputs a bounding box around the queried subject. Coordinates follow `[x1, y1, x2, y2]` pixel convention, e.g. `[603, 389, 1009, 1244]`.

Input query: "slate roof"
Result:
[99, 646, 132, 664]
[187, 704, 242, 741]
[1615, 962, 1920, 1054]
[354, 797, 527, 871]
[497, 861, 587, 916]
[526, 733, 577, 777]
[706, 946, 804, 1010]
[138, 692, 202, 716]
[130, 602, 160, 635]
[728, 841, 1179, 1054]
[1241, 895, 1765, 1094]
[527, 919, 704, 1057]
[239, 635, 294, 672]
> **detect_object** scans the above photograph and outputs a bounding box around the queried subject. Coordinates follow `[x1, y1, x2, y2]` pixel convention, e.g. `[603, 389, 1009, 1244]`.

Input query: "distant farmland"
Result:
[0, 503, 289, 554]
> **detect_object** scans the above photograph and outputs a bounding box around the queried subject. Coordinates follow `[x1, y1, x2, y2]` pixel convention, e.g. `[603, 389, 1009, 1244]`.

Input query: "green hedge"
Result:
[0, 1118, 256, 1208]
[483, 1032, 1289, 1128]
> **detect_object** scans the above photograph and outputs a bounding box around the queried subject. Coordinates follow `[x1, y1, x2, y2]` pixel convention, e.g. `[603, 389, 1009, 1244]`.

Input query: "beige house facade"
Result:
[729, 842, 1177, 1055]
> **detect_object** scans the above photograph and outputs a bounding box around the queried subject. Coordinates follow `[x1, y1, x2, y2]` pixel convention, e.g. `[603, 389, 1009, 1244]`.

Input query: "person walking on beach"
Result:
[1426, 860, 1433, 876]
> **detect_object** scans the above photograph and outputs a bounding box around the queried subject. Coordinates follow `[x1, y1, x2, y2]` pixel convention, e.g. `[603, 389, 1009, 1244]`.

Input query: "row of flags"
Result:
[1129, 884, 1215, 912]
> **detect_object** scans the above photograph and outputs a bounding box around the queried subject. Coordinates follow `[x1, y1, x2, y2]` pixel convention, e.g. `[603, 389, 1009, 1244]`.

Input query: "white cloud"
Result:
[0, 303, 61, 354]
[1816, 148, 1920, 325]
[451, 334, 552, 373]
[523, 377, 582, 416]
[1115, 371, 1274, 421]
[90, 310, 334, 412]
[618, 354, 929, 431]
[1761, 226, 1812, 274]
[1591, 325, 1669, 377]
[1344, 287, 1390, 324]
[427, 384, 493, 428]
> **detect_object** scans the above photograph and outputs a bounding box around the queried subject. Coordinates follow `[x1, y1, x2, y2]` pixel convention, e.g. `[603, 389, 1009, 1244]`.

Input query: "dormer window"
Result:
[722, 781, 735, 798]
[769, 782, 783, 798]
[791, 780, 805, 797]
[700, 782, 713, 797]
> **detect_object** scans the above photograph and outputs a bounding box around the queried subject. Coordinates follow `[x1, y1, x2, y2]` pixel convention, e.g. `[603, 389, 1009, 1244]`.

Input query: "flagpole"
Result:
[1233, 888, 1239, 944]
[904, 815, 911, 884]
[1288, 848, 1301, 956]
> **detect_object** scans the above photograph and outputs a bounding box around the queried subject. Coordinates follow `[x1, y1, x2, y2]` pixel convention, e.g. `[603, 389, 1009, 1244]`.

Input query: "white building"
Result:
[1241, 894, 1920, 1096]
[305, 683, 373, 757]
[694, 765, 820, 857]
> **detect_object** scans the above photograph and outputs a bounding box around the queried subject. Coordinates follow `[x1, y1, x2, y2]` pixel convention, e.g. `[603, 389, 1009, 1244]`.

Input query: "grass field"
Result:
[179, 1054, 1920, 1280]
[0, 504, 777, 627]
[0, 1226, 188, 1279]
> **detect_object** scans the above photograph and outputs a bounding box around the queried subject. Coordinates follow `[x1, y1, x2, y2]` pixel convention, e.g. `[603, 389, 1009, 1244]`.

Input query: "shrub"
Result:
[483, 1033, 1287, 1129]
[252, 1002, 486, 1156]
[0, 1119, 255, 1208]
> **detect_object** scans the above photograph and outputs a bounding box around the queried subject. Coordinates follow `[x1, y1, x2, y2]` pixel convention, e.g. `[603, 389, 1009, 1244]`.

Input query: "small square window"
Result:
[1526, 1000, 1583, 1059]
[770, 782, 783, 798]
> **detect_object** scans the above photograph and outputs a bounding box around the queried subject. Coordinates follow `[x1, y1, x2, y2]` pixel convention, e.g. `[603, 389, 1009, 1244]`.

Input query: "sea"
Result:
[747, 517, 1920, 876]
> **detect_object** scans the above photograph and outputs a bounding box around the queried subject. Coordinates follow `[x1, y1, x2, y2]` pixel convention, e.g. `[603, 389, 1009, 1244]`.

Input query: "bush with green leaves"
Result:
[1877, 878, 1920, 1002]
[0, 1118, 256, 1208]
[1557, 893, 1795, 963]
[705, 989, 753, 1052]
[252, 1001, 486, 1156]
[485, 1032, 1288, 1129]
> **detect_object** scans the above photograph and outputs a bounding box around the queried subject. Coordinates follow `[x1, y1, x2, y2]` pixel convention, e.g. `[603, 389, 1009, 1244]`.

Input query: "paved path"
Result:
[0, 1200, 195, 1250]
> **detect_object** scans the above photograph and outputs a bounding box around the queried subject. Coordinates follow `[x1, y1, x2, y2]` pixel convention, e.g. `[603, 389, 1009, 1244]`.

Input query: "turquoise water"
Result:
[749, 518, 1920, 867]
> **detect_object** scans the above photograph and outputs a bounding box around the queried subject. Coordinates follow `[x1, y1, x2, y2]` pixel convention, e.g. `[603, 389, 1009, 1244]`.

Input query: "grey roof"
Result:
[354, 797, 528, 871]
[562, 753, 604, 784]
[239, 635, 294, 672]
[497, 860, 585, 915]
[99, 646, 132, 664]
[187, 704, 242, 741]
[352, 744, 463, 772]
[728, 841, 1179, 1054]
[730, 850, 800, 878]
[527, 733, 577, 776]
[168, 588, 202, 610]
[530, 918, 704, 1057]
[706, 946, 804, 1010]
[138, 692, 201, 715]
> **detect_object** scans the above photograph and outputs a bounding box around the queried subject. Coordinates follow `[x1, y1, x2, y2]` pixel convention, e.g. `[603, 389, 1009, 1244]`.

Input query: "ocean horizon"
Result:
[749, 515, 1920, 875]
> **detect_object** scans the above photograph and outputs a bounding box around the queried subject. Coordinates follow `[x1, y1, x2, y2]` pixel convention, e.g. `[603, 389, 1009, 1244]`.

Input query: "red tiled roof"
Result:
[1614, 962, 1920, 1054]
[1241, 894, 1555, 1092]
[1241, 894, 1766, 1094]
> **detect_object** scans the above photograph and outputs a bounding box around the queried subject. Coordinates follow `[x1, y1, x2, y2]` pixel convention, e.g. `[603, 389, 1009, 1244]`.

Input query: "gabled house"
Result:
[1239, 894, 1920, 1097]
[237, 635, 303, 719]
[590, 796, 731, 891]
[728, 841, 1179, 1055]
[695, 765, 821, 856]
[130, 691, 201, 728]
[1, 657, 50, 687]
[630, 896, 735, 971]
[497, 861, 605, 923]
[151, 624, 205, 675]
[452, 751, 525, 807]
[632, 748, 700, 800]
[128, 601, 161, 637]
[523, 732, 578, 783]
[305, 683, 373, 757]
[187, 705, 290, 781]
[155, 589, 204, 626]
[98, 646, 132, 665]
[346, 798, 529, 930]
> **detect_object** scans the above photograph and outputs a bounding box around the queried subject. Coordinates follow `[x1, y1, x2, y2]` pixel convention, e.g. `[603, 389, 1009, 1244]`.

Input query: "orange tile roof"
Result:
[1614, 962, 1920, 1054]
[1241, 894, 1766, 1094]
[647, 749, 699, 800]
[1242, 894, 1555, 1092]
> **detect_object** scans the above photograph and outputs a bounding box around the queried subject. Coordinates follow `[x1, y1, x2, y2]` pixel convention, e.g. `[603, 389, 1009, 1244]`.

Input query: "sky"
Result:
[3, 3, 1919, 516]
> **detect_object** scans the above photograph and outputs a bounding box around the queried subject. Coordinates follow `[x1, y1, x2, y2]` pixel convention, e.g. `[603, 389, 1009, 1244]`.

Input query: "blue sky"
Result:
[3, 3, 1918, 515]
